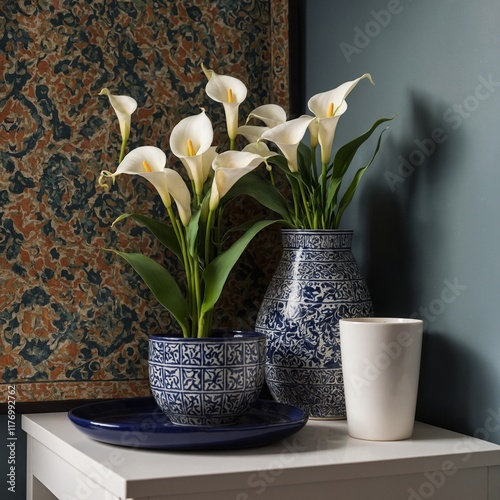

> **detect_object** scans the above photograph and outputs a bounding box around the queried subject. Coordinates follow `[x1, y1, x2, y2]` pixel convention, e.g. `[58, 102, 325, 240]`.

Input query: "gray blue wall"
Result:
[305, 0, 500, 441]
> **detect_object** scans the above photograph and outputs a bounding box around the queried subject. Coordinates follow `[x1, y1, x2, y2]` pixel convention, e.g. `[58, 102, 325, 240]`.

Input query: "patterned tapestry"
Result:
[0, 0, 290, 404]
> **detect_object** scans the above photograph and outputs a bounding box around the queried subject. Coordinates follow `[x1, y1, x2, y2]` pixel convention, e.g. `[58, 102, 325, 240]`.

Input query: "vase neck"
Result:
[281, 229, 353, 250]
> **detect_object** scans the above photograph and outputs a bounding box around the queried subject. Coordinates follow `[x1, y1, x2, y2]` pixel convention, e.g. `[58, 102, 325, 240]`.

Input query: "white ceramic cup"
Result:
[339, 318, 423, 441]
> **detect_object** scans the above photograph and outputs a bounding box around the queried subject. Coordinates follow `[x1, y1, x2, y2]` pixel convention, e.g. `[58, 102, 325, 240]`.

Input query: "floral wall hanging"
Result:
[0, 0, 291, 407]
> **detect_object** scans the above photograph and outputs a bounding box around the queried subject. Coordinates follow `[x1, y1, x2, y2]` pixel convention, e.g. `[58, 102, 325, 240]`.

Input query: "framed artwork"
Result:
[0, 0, 299, 413]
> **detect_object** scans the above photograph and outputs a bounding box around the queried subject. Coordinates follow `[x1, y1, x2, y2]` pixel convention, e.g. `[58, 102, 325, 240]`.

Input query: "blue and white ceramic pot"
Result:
[255, 229, 373, 419]
[148, 332, 266, 425]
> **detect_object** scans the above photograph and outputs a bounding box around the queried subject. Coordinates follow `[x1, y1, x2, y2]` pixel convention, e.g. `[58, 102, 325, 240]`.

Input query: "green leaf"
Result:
[186, 206, 202, 258]
[267, 153, 290, 174]
[201, 219, 278, 315]
[332, 116, 394, 180]
[296, 142, 315, 187]
[223, 171, 292, 222]
[109, 250, 190, 336]
[113, 213, 182, 260]
[334, 126, 389, 228]
[328, 116, 395, 213]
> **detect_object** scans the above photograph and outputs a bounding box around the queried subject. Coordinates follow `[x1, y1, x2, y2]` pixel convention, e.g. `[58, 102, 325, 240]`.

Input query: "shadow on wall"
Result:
[358, 91, 492, 432]
[363, 91, 456, 316]
[416, 331, 493, 436]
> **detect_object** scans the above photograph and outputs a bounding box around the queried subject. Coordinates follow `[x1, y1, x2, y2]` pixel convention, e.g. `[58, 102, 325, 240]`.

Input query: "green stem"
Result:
[311, 145, 318, 183]
[205, 209, 216, 265]
[118, 138, 127, 164]
[298, 182, 315, 229]
[192, 248, 202, 337]
[166, 206, 192, 337]
[321, 162, 327, 207]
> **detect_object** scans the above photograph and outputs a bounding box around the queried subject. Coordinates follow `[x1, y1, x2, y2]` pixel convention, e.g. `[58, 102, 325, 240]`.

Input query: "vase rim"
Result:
[149, 331, 265, 342]
[281, 228, 353, 233]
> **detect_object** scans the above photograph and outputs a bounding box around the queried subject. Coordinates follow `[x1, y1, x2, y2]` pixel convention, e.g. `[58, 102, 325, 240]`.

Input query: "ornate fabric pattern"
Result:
[0, 0, 289, 404]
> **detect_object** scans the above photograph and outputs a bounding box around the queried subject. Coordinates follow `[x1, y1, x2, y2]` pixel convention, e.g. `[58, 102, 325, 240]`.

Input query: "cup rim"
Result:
[339, 317, 423, 326]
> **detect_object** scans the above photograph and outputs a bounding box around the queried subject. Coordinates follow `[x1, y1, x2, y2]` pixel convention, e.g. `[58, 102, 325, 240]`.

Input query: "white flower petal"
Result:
[200, 146, 218, 184]
[115, 146, 166, 175]
[170, 110, 213, 158]
[136, 171, 173, 210]
[99, 88, 137, 141]
[242, 142, 277, 159]
[205, 72, 247, 104]
[248, 104, 287, 128]
[308, 74, 372, 118]
[170, 110, 213, 194]
[260, 115, 314, 172]
[261, 115, 314, 145]
[203, 66, 247, 141]
[163, 169, 192, 226]
[237, 125, 270, 143]
[209, 151, 264, 209]
[318, 115, 343, 165]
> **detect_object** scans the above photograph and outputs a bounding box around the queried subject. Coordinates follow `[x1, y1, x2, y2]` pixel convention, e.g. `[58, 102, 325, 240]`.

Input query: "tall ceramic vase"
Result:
[255, 229, 373, 419]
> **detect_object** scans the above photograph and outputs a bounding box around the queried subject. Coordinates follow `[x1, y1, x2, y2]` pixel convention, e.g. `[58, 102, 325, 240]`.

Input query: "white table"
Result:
[22, 413, 500, 500]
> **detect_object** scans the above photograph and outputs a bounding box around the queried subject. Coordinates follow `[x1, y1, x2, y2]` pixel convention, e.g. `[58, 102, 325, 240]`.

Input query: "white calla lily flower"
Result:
[209, 151, 264, 210]
[237, 104, 286, 144]
[99, 88, 137, 145]
[247, 104, 287, 128]
[170, 110, 214, 196]
[242, 142, 276, 158]
[237, 124, 270, 143]
[203, 64, 247, 142]
[260, 115, 315, 172]
[308, 74, 373, 164]
[99, 146, 192, 225]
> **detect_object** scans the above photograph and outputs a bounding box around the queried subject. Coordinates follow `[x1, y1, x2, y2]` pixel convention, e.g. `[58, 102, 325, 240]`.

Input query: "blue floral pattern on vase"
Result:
[255, 229, 373, 418]
[149, 332, 266, 426]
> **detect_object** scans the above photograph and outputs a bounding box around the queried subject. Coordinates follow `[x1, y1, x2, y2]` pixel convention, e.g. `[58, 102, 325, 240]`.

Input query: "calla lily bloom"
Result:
[237, 104, 287, 143]
[242, 141, 277, 159]
[247, 104, 287, 128]
[179, 146, 218, 189]
[242, 142, 277, 172]
[202, 64, 247, 142]
[100, 146, 191, 225]
[260, 115, 315, 172]
[99, 88, 137, 162]
[209, 151, 264, 210]
[237, 124, 270, 143]
[308, 73, 373, 165]
[170, 110, 214, 197]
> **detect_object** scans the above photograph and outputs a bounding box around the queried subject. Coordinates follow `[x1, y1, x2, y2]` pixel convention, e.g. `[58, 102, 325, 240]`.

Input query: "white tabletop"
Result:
[22, 412, 500, 499]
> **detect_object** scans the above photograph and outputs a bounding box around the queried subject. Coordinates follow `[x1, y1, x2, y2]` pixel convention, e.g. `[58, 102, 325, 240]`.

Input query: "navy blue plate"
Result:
[68, 397, 308, 451]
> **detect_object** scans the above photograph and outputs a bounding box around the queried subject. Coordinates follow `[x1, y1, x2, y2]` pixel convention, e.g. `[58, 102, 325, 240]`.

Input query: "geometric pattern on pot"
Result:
[149, 332, 266, 425]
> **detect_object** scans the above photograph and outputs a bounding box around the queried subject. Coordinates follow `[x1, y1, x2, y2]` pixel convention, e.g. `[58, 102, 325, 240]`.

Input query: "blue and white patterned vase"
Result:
[255, 229, 373, 419]
[148, 332, 266, 425]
